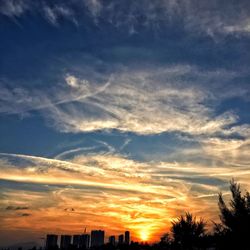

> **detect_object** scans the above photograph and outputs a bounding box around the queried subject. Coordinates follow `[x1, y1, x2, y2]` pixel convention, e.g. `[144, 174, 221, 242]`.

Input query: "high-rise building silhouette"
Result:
[125, 231, 130, 245]
[73, 235, 81, 248]
[90, 230, 105, 247]
[118, 234, 124, 244]
[60, 235, 71, 250]
[109, 236, 116, 246]
[46, 234, 58, 250]
[79, 234, 90, 249]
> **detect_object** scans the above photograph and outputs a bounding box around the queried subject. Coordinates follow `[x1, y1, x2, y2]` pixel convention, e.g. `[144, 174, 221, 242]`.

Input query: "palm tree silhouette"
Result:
[216, 179, 250, 250]
[171, 212, 206, 250]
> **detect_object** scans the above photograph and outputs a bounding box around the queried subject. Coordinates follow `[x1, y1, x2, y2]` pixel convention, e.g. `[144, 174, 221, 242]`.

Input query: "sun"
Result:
[140, 230, 149, 242]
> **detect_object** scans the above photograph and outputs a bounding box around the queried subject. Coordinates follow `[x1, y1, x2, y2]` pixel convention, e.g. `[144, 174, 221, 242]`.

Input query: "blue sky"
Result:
[0, 0, 250, 247]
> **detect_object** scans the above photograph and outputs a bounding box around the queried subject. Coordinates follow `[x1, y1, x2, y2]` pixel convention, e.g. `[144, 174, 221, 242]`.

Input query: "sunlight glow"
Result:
[140, 230, 149, 242]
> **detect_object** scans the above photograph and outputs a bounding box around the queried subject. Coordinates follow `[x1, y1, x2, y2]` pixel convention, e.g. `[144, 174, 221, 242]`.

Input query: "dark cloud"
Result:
[6, 206, 29, 210]
[20, 213, 31, 217]
[64, 207, 75, 212]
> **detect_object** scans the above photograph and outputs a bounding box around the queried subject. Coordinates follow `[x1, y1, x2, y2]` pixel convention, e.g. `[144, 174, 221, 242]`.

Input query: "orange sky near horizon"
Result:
[1, 153, 250, 246]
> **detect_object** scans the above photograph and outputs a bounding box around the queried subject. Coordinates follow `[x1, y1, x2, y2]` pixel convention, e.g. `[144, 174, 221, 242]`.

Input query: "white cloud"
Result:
[64, 74, 92, 90]
[65, 74, 79, 88]
[1, 65, 248, 137]
[41, 66, 243, 135]
[201, 138, 250, 168]
[0, 73, 110, 114]
[1, 1, 250, 36]
[43, 5, 76, 26]
[0, 0, 29, 17]
[43, 6, 58, 25]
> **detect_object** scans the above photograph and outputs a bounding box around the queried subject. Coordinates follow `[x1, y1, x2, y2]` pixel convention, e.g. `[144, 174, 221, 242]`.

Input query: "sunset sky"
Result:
[0, 0, 250, 247]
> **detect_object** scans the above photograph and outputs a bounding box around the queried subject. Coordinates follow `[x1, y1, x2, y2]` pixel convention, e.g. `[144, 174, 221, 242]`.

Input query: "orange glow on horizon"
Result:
[1, 153, 250, 246]
[140, 230, 150, 242]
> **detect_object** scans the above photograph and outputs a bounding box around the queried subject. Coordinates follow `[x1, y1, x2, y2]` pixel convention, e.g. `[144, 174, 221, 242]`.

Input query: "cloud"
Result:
[0, 73, 110, 114]
[65, 74, 81, 88]
[20, 213, 31, 217]
[64, 208, 74, 212]
[200, 138, 250, 169]
[39, 67, 247, 136]
[0, 0, 29, 17]
[1, 65, 248, 137]
[1, 1, 250, 36]
[55, 146, 98, 160]
[1, 150, 250, 242]
[0, 0, 76, 25]
[0, 0, 249, 246]
[84, 0, 102, 20]
[6, 206, 29, 210]
[43, 5, 76, 26]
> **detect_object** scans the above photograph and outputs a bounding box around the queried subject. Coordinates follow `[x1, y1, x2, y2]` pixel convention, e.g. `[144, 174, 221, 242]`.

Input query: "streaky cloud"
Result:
[1, 0, 250, 37]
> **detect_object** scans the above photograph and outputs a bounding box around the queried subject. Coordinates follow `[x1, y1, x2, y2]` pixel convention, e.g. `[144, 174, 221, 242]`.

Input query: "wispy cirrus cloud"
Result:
[1, 65, 248, 137]
[1, 0, 250, 36]
[201, 138, 250, 169]
[0, 73, 110, 115]
[43, 5, 76, 26]
[0, 0, 30, 17]
[1, 0, 250, 248]
[1, 150, 250, 245]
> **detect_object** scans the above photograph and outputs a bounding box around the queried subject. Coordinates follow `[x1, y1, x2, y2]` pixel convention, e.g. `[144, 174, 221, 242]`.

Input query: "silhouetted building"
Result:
[60, 235, 71, 250]
[73, 235, 81, 248]
[125, 231, 130, 245]
[46, 234, 58, 250]
[90, 230, 105, 247]
[79, 234, 90, 249]
[118, 234, 124, 244]
[109, 236, 115, 246]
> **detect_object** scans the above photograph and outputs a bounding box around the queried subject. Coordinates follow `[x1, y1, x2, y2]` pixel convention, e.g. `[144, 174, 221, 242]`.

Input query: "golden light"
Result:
[140, 230, 149, 242]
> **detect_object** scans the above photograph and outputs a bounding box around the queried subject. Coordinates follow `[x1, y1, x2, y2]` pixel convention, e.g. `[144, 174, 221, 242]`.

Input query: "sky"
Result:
[0, 0, 250, 247]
